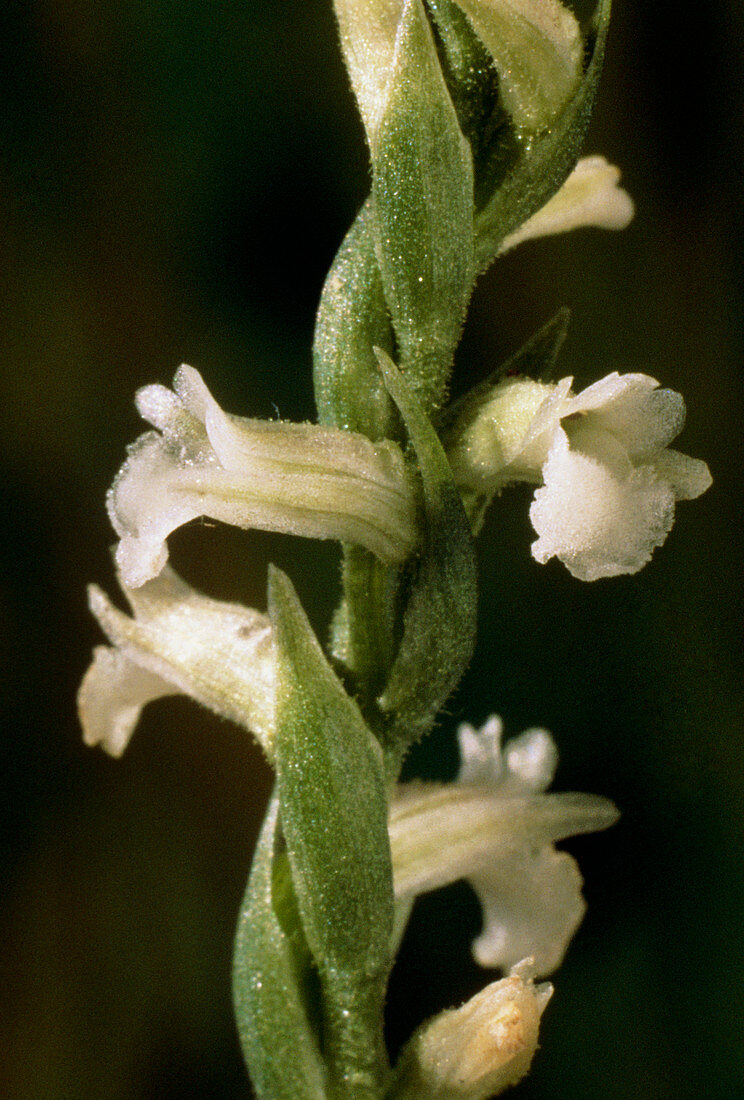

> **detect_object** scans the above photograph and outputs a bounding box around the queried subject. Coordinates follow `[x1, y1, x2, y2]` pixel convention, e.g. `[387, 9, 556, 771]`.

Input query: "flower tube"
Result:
[108, 365, 418, 588]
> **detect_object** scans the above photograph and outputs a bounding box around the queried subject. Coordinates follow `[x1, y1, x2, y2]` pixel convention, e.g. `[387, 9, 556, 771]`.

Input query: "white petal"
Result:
[502, 729, 558, 794]
[565, 371, 657, 416]
[85, 566, 276, 757]
[172, 362, 213, 421]
[567, 372, 686, 459]
[530, 427, 677, 580]
[516, 376, 573, 471]
[457, 715, 505, 785]
[651, 448, 713, 500]
[135, 380, 208, 446]
[499, 156, 634, 253]
[470, 847, 586, 974]
[457, 716, 557, 794]
[78, 645, 175, 757]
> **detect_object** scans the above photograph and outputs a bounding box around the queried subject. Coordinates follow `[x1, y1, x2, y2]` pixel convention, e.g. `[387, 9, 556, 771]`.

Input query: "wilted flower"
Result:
[391, 958, 552, 1099]
[78, 565, 276, 758]
[109, 365, 418, 589]
[389, 716, 618, 975]
[446, 372, 712, 581]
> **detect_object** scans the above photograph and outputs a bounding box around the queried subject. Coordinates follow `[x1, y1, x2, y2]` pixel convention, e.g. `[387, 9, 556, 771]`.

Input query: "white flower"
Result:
[446, 372, 712, 581]
[498, 155, 635, 254]
[389, 716, 618, 975]
[108, 365, 418, 589]
[391, 958, 552, 1099]
[78, 565, 276, 759]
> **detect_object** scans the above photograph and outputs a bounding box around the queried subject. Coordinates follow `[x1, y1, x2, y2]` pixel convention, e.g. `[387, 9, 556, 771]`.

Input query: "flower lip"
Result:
[529, 373, 711, 580]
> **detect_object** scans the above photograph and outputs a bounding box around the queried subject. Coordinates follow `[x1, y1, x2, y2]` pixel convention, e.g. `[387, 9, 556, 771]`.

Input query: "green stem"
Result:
[340, 546, 399, 710]
[322, 970, 390, 1100]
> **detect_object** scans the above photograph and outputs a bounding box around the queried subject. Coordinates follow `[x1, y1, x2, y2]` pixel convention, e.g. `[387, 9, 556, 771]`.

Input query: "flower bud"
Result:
[335, 0, 584, 144]
[455, 0, 583, 131]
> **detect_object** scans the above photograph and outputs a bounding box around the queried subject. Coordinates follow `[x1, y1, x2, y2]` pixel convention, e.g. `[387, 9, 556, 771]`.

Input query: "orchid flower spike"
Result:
[108, 366, 418, 589]
[446, 372, 712, 581]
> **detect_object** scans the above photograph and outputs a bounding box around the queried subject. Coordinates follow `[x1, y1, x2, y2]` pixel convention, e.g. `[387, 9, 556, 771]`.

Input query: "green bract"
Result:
[376, 350, 477, 751]
[371, 0, 475, 412]
[269, 567, 394, 1095]
[233, 796, 326, 1100]
[313, 201, 397, 441]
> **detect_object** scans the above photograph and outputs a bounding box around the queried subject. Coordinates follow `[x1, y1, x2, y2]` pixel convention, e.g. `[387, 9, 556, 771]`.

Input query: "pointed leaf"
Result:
[372, 0, 475, 413]
[313, 201, 397, 441]
[269, 566, 394, 978]
[233, 794, 327, 1100]
[376, 351, 477, 747]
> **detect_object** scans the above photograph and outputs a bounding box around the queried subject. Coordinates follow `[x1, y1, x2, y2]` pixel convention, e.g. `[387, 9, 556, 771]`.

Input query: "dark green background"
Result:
[2, 2, 742, 1097]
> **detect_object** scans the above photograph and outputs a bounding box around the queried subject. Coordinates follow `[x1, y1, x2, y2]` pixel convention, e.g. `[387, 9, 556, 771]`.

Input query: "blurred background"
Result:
[1, 1, 742, 1096]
